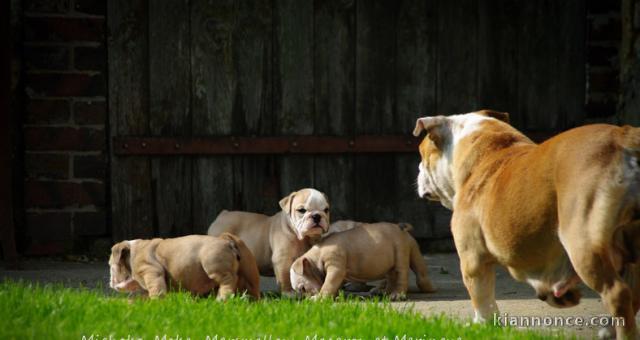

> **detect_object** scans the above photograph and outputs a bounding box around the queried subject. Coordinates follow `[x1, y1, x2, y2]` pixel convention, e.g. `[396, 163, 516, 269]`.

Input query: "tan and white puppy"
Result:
[207, 188, 330, 293]
[290, 222, 435, 300]
[414, 109, 640, 338]
[109, 233, 260, 300]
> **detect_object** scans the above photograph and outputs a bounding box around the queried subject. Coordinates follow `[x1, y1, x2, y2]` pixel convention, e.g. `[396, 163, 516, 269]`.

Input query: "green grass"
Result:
[0, 281, 559, 339]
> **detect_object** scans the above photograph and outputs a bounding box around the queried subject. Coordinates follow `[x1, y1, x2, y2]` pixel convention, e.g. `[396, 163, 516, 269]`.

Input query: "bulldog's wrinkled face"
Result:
[108, 240, 141, 293]
[290, 256, 323, 296]
[413, 110, 510, 210]
[280, 188, 330, 240]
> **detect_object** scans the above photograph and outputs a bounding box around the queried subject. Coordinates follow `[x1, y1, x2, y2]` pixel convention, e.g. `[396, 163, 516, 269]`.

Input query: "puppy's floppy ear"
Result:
[110, 241, 131, 264]
[279, 191, 297, 214]
[292, 257, 305, 275]
[477, 109, 510, 123]
[413, 116, 448, 148]
[302, 257, 324, 284]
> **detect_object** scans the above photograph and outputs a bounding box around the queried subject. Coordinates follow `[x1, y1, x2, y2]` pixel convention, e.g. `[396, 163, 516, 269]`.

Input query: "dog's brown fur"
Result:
[414, 110, 640, 338]
[290, 222, 435, 300]
[108, 234, 260, 300]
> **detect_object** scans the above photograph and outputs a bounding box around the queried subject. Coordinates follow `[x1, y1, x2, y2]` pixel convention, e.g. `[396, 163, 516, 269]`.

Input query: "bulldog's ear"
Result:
[302, 258, 324, 283]
[110, 242, 130, 264]
[413, 116, 448, 148]
[477, 109, 510, 123]
[292, 257, 305, 275]
[279, 191, 296, 213]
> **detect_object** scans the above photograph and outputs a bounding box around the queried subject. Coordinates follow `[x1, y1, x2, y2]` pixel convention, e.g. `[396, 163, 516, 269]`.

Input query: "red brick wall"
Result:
[585, 0, 622, 119]
[22, 0, 108, 255]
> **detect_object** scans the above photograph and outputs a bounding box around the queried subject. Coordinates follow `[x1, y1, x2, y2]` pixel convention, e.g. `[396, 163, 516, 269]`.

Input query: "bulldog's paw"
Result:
[388, 292, 407, 301]
[597, 326, 615, 339]
[280, 291, 297, 299]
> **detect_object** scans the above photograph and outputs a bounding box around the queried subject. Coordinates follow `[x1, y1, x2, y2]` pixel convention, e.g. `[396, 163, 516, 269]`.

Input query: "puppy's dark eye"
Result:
[324, 208, 329, 213]
[297, 208, 307, 214]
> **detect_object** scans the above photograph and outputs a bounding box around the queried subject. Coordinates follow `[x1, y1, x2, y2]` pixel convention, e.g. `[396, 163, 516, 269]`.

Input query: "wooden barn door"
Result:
[108, 0, 585, 243]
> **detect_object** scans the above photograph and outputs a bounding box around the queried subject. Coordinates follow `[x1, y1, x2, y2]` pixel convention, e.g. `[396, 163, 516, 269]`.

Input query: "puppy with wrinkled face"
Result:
[290, 222, 435, 300]
[109, 233, 260, 300]
[207, 188, 330, 293]
[414, 110, 640, 338]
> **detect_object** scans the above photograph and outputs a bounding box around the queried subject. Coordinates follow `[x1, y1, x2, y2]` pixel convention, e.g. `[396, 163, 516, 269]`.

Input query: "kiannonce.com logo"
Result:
[493, 313, 625, 328]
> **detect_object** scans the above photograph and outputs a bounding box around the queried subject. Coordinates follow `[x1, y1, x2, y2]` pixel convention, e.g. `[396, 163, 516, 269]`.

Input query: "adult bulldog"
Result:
[208, 188, 330, 293]
[413, 110, 640, 338]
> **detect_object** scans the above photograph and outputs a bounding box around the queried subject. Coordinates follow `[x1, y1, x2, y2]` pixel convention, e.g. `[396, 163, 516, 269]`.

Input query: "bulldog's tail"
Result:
[218, 232, 261, 299]
[408, 238, 436, 293]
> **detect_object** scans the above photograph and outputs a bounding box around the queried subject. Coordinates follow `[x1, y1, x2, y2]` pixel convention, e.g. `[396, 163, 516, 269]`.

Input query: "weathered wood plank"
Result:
[190, 0, 236, 233]
[274, 0, 315, 195]
[477, 0, 520, 128]
[355, 0, 397, 223]
[556, 0, 586, 128]
[518, 0, 560, 130]
[313, 0, 356, 221]
[395, 0, 438, 238]
[437, 0, 478, 114]
[232, 0, 278, 216]
[148, 0, 192, 237]
[108, 0, 153, 240]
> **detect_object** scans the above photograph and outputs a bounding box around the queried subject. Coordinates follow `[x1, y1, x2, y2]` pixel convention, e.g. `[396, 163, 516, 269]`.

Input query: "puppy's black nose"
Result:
[537, 294, 547, 301]
[312, 214, 321, 223]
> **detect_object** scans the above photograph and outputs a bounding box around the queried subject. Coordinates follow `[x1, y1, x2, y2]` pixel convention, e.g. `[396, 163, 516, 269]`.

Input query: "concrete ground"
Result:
[1, 253, 634, 339]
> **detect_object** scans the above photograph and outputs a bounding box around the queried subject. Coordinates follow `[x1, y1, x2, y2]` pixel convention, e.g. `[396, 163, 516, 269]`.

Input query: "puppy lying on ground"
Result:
[109, 233, 260, 300]
[290, 222, 435, 300]
[208, 188, 330, 293]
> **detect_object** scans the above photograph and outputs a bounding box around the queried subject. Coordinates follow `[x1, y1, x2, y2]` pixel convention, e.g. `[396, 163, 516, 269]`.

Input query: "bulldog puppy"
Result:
[290, 222, 435, 300]
[207, 188, 330, 293]
[109, 233, 260, 300]
[413, 110, 640, 338]
[325, 220, 414, 293]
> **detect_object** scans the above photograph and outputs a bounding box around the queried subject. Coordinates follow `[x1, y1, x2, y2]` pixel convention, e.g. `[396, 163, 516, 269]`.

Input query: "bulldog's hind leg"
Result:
[559, 218, 638, 339]
[386, 247, 410, 301]
[209, 272, 238, 301]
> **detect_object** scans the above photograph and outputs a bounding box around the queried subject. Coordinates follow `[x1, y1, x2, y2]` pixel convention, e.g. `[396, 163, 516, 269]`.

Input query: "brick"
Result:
[586, 0, 621, 15]
[25, 153, 70, 179]
[24, 17, 104, 42]
[24, 46, 70, 71]
[25, 126, 105, 151]
[74, 101, 106, 124]
[25, 99, 70, 124]
[73, 0, 106, 15]
[26, 73, 106, 97]
[24, 0, 70, 13]
[587, 46, 619, 67]
[588, 17, 622, 41]
[74, 211, 107, 236]
[589, 71, 619, 92]
[24, 180, 105, 208]
[74, 46, 105, 71]
[74, 155, 106, 178]
[26, 212, 72, 241]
